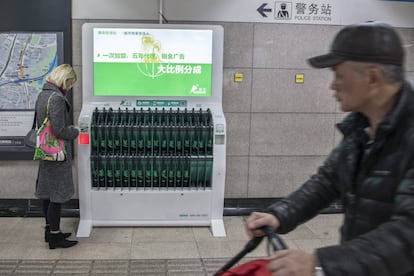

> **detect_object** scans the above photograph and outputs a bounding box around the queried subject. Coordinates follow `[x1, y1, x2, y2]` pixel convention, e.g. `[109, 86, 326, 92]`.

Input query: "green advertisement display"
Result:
[93, 28, 213, 97]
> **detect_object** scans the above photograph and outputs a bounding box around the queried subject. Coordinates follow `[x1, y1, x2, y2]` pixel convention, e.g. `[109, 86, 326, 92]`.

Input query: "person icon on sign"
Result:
[277, 3, 289, 18]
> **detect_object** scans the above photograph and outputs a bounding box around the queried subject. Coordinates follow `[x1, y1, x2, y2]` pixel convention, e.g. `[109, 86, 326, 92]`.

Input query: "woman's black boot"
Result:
[44, 225, 71, 242]
[48, 232, 78, 249]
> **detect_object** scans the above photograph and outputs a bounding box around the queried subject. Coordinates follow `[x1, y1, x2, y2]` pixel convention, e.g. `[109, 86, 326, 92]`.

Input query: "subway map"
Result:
[0, 33, 58, 110]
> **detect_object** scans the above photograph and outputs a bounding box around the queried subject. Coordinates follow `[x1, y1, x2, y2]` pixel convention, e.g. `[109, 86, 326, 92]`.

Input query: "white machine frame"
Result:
[77, 23, 226, 237]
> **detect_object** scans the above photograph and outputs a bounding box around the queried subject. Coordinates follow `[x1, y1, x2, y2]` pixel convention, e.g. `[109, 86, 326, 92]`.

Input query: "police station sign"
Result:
[258, 1, 339, 24]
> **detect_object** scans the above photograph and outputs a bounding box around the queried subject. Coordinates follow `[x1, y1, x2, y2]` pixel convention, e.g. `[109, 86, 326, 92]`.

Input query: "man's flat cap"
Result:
[308, 21, 404, 68]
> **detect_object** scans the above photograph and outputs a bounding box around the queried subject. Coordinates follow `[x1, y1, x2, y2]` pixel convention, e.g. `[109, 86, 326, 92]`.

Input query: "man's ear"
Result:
[367, 67, 382, 86]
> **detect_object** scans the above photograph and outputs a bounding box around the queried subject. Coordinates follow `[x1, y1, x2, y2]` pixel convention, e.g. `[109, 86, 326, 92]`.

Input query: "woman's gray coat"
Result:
[35, 83, 79, 203]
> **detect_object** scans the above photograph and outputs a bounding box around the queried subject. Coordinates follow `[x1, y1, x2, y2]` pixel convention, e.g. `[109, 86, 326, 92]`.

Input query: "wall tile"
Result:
[72, 65, 83, 114]
[225, 156, 248, 198]
[72, 20, 87, 66]
[223, 23, 254, 68]
[253, 24, 341, 69]
[248, 156, 326, 198]
[252, 69, 335, 113]
[0, 161, 38, 198]
[406, 72, 414, 83]
[397, 27, 414, 72]
[250, 113, 336, 156]
[225, 113, 250, 156]
[223, 68, 252, 113]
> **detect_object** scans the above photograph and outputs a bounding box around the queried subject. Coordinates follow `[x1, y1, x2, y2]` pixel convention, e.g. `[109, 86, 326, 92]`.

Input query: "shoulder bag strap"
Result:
[45, 92, 59, 117]
[31, 111, 37, 130]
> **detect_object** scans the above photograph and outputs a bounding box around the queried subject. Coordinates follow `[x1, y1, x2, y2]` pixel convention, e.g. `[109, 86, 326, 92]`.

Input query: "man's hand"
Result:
[245, 212, 280, 238]
[268, 249, 317, 276]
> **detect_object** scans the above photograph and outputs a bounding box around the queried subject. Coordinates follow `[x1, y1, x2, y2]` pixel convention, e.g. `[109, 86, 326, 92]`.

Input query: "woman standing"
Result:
[35, 64, 79, 249]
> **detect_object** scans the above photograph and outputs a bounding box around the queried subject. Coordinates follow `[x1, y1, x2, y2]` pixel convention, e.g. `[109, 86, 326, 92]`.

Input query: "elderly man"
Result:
[245, 21, 414, 276]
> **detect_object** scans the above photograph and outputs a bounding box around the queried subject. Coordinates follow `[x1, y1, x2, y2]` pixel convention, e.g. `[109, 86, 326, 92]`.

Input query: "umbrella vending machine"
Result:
[76, 23, 226, 237]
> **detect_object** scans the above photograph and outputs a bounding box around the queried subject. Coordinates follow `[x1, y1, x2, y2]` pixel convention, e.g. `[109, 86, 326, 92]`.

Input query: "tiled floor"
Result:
[0, 214, 342, 275]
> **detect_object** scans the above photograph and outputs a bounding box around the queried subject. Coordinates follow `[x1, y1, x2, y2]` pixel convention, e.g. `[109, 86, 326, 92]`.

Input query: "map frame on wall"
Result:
[0, 32, 63, 110]
[0, 31, 64, 152]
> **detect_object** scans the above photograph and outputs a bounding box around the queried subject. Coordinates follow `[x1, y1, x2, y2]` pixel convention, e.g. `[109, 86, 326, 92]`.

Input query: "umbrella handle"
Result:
[214, 226, 288, 275]
[214, 235, 265, 276]
[260, 225, 288, 251]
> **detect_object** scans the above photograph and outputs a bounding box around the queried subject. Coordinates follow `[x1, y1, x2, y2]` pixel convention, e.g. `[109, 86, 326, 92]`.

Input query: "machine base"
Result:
[76, 219, 226, 237]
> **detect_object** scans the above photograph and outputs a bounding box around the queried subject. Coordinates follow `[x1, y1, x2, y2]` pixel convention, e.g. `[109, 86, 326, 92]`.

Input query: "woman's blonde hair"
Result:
[45, 64, 77, 90]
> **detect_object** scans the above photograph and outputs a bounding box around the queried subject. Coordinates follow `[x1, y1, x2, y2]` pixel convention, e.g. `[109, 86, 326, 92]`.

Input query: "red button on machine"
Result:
[78, 133, 90, 144]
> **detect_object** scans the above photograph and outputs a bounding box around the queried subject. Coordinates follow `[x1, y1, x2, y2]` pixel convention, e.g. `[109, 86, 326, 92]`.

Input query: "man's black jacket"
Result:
[267, 82, 414, 275]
